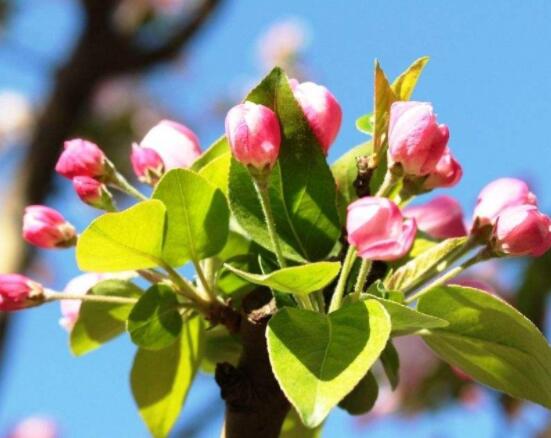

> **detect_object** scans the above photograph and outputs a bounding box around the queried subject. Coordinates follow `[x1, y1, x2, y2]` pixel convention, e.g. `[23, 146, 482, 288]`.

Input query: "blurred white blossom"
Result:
[0, 90, 33, 150]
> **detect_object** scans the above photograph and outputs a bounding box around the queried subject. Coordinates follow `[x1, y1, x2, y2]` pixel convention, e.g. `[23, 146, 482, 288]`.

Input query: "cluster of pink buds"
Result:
[473, 178, 551, 256]
[388, 101, 461, 191]
[224, 78, 342, 174]
[131, 120, 202, 185]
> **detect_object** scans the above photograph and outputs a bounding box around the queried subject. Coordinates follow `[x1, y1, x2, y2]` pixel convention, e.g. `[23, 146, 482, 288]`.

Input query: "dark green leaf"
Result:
[380, 341, 400, 389]
[127, 284, 183, 350]
[70, 280, 142, 356]
[229, 68, 340, 262]
[418, 285, 551, 409]
[201, 325, 242, 374]
[338, 371, 379, 415]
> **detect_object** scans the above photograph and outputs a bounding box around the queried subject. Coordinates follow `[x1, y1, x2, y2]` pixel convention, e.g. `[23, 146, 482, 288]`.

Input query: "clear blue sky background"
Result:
[0, 0, 550, 436]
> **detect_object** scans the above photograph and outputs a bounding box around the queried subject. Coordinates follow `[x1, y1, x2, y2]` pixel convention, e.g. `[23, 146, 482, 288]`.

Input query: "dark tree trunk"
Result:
[215, 290, 290, 438]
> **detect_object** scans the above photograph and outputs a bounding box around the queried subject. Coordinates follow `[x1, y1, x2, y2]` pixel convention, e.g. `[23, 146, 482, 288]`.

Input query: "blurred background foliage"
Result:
[0, 1, 550, 437]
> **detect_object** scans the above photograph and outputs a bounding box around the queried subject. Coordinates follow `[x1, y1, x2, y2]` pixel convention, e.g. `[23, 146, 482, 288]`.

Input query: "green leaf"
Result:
[76, 200, 166, 272]
[380, 341, 400, 389]
[229, 68, 340, 262]
[384, 236, 468, 292]
[224, 261, 341, 295]
[372, 61, 397, 164]
[127, 284, 183, 350]
[418, 285, 551, 409]
[70, 280, 142, 356]
[355, 114, 373, 135]
[374, 297, 448, 336]
[198, 151, 231, 196]
[131, 316, 204, 438]
[391, 56, 430, 100]
[267, 299, 391, 427]
[338, 371, 378, 415]
[153, 169, 229, 266]
[190, 136, 229, 172]
[281, 409, 323, 438]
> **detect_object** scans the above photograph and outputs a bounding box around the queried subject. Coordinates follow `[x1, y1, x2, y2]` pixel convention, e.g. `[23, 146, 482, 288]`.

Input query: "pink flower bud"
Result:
[55, 139, 107, 179]
[493, 205, 551, 257]
[22, 205, 76, 249]
[225, 101, 281, 171]
[347, 197, 417, 261]
[130, 143, 165, 184]
[289, 79, 342, 154]
[404, 196, 467, 239]
[423, 148, 463, 189]
[473, 178, 537, 227]
[388, 101, 449, 176]
[72, 176, 115, 211]
[9, 417, 59, 438]
[139, 120, 201, 170]
[0, 274, 44, 312]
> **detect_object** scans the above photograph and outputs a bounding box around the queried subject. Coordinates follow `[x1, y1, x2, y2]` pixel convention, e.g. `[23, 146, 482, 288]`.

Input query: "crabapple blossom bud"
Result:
[0, 274, 44, 312]
[72, 176, 115, 211]
[225, 101, 281, 171]
[404, 196, 467, 239]
[347, 197, 417, 261]
[8, 417, 59, 438]
[55, 139, 107, 179]
[130, 143, 164, 184]
[23, 206, 76, 249]
[139, 120, 201, 170]
[493, 205, 551, 257]
[289, 79, 342, 153]
[423, 148, 463, 189]
[388, 101, 449, 176]
[473, 177, 537, 227]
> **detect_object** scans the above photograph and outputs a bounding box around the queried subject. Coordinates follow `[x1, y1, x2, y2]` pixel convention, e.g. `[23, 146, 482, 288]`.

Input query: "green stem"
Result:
[45, 291, 137, 305]
[161, 263, 210, 309]
[110, 172, 148, 201]
[193, 260, 217, 301]
[328, 246, 357, 313]
[253, 177, 287, 269]
[375, 170, 400, 198]
[405, 249, 489, 304]
[352, 259, 372, 301]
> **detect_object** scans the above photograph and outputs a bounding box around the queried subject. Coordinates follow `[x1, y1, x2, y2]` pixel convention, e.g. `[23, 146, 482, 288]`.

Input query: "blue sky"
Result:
[0, 0, 550, 436]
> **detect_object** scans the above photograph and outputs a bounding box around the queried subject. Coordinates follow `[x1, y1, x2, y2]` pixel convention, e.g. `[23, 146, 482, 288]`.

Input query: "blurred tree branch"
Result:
[0, 0, 224, 394]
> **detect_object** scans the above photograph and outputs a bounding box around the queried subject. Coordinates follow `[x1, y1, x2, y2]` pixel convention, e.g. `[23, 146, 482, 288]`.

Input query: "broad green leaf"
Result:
[267, 299, 391, 427]
[77, 201, 166, 272]
[153, 169, 229, 266]
[127, 284, 182, 350]
[372, 61, 396, 164]
[418, 286, 551, 409]
[391, 56, 430, 101]
[224, 261, 341, 295]
[201, 325, 242, 374]
[229, 68, 340, 262]
[355, 114, 373, 135]
[198, 151, 231, 196]
[374, 297, 448, 336]
[70, 280, 142, 356]
[380, 341, 399, 389]
[384, 236, 468, 292]
[131, 316, 204, 438]
[190, 136, 229, 172]
[217, 231, 252, 262]
[281, 409, 323, 438]
[338, 371, 378, 415]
